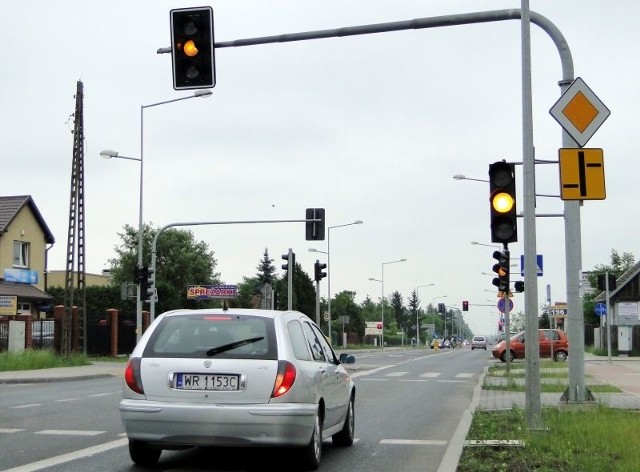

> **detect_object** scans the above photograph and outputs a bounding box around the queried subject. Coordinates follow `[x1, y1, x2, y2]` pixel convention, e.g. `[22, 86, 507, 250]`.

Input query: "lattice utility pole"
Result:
[62, 80, 87, 356]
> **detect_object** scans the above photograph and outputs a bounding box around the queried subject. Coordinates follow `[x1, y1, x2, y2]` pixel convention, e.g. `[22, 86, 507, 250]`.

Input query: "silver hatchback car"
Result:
[119, 308, 356, 470]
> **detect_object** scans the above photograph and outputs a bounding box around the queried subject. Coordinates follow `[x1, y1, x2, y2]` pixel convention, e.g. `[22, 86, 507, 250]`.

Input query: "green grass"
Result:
[458, 359, 639, 471]
[458, 407, 640, 471]
[0, 350, 127, 371]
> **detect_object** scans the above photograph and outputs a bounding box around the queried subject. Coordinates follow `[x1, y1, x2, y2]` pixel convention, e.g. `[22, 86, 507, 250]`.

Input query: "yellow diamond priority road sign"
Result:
[550, 77, 610, 147]
[559, 148, 606, 200]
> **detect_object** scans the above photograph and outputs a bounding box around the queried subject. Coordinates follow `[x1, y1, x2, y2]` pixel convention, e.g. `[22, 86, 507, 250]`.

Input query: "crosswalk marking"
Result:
[0, 428, 25, 433]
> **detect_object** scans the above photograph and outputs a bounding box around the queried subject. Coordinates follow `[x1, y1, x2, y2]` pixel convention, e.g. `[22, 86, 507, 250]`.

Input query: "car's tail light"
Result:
[124, 357, 144, 395]
[271, 360, 296, 398]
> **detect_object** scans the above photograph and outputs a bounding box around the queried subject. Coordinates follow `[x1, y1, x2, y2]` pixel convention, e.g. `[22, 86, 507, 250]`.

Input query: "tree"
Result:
[331, 290, 364, 341]
[275, 261, 315, 319]
[256, 248, 276, 286]
[407, 289, 419, 338]
[107, 223, 220, 315]
[390, 291, 405, 332]
[233, 248, 278, 309]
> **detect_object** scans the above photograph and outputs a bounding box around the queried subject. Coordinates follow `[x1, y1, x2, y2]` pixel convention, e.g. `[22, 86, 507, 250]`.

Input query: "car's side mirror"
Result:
[339, 353, 356, 364]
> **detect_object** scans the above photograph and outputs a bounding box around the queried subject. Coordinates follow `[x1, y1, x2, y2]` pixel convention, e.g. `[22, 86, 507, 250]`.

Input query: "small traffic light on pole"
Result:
[438, 303, 446, 314]
[137, 265, 149, 301]
[492, 250, 510, 292]
[514, 281, 525, 293]
[170, 7, 215, 90]
[314, 260, 327, 282]
[488, 160, 517, 244]
[462, 300, 469, 311]
[281, 249, 295, 310]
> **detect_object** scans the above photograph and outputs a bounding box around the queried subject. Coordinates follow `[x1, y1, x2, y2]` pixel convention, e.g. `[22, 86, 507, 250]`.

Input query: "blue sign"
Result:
[520, 254, 543, 277]
[594, 302, 607, 316]
[497, 297, 514, 313]
[3, 268, 38, 284]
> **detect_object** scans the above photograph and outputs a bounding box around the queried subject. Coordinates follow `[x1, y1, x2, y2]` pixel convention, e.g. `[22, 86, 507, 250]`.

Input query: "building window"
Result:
[13, 241, 30, 268]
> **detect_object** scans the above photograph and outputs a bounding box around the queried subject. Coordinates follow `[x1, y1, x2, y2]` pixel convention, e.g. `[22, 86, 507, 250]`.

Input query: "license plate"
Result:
[175, 373, 239, 391]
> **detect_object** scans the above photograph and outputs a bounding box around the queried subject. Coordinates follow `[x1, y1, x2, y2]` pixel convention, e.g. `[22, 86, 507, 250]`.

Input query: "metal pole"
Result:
[327, 230, 332, 340]
[135, 105, 144, 344]
[381, 264, 385, 349]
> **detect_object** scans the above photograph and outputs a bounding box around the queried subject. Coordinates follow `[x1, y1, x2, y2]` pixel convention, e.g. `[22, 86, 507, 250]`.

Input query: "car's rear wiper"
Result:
[206, 336, 264, 357]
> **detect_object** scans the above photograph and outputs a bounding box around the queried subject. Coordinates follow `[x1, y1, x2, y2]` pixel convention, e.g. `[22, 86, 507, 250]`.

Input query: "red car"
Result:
[491, 329, 568, 362]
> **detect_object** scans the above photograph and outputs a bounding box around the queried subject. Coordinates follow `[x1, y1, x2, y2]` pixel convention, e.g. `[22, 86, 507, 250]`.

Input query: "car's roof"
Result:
[157, 308, 309, 320]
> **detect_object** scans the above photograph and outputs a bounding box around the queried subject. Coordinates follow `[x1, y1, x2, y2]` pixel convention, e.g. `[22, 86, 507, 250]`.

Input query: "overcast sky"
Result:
[3, 1, 638, 336]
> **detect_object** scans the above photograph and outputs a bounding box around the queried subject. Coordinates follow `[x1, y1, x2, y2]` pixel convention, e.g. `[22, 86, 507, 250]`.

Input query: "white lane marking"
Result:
[421, 372, 440, 378]
[0, 428, 25, 433]
[381, 439, 448, 446]
[35, 430, 105, 436]
[56, 398, 80, 402]
[456, 373, 474, 378]
[386, 372, 408, 377]
[2, 437, 128, 472]
[11, 404, 41, 409]
[437, 380, 467, 383]
[88, 392, 114, 397]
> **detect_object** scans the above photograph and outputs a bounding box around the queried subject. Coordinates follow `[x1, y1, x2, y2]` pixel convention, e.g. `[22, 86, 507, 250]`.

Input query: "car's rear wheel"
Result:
[554, 350, 568, 362]
[332, 395, 355, 447]
[128, 439, 161, 466]
[500, 350, 515, 363]
[299, 411, 322, 470]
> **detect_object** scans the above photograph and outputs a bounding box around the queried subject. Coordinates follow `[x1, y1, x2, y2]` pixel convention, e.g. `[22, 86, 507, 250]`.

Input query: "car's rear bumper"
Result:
[120, 399, 317, 447]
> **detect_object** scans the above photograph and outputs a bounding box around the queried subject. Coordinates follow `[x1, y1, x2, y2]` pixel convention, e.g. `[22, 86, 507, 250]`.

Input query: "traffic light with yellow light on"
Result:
[170, 7, 215, 90]
[488, 160, 517, 244]
[492, 250, 510, 292]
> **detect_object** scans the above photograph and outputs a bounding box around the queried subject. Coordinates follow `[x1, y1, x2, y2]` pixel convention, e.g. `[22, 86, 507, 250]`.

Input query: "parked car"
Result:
[119, 308, 356, 470]
[491, 329, 569, 362]
[471, 335, 487, 350]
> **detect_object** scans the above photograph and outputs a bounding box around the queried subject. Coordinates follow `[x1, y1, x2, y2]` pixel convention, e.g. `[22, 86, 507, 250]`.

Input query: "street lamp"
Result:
[471, 241, 501, 249]
[416, 283, 434, 346]
[453, 174, 489, 183]
[326, 220, 363, 341]
[375, 258, 407, 349]
[101, 89, 212, 343]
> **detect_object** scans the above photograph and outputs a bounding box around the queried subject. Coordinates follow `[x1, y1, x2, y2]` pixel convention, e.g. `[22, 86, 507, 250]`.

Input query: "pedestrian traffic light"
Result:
[462, 300, 469, 311]
[514, 281, 524, 293]
[146, 266, 156, 302]
[281, 250, 295, 271]
[488, 160, 517, 244]
[170, 7, 215, 90]
[305, 208, 325, 241]
[492, 250, 510, 292]
[314, 260, 327, 282]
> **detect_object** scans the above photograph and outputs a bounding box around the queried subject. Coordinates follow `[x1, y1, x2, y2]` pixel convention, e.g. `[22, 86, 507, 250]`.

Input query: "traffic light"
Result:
[462, 300, 469, 311]
[492, 250, 510, 292]
[438, 303, 446, 314]
[488, 160, 517, 244]
[146, 266, 156, 302]
[305, 208, 325, 241]
[170, 7, 215, 90]
[281, 250, 295, 271]
[514, 281, 525, 293]
[137, 265, 149, 300]
[314, 260, 327, 282]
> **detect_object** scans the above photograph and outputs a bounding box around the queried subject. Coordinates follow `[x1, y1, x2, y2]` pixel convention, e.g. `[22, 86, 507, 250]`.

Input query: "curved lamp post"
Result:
[100, 89, 212, 342]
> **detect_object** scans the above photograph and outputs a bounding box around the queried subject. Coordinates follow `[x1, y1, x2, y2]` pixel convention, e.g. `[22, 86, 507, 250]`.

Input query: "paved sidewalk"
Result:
[0, 360, 125, 384]
[477, 353, 640, 410]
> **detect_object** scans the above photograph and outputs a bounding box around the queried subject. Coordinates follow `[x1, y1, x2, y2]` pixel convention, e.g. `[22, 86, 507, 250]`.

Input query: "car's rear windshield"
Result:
[142, 313, 277, 360]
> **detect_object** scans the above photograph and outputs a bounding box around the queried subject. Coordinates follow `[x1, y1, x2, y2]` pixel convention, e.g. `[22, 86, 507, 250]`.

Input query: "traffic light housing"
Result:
[438, 303, 446, 314]
[488, 160, 517, 244]
[314, 260, 327, 282]
[492, 250, 510, 292]
[514, 281, 524, 293]
[137, 265, 149, 300]
[462, 300, 469, 311]
[281, 250, 295, 271]
[305, 208, 325, 241]
[170, 7, 215, 90]
[146, 266, 156, 302]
